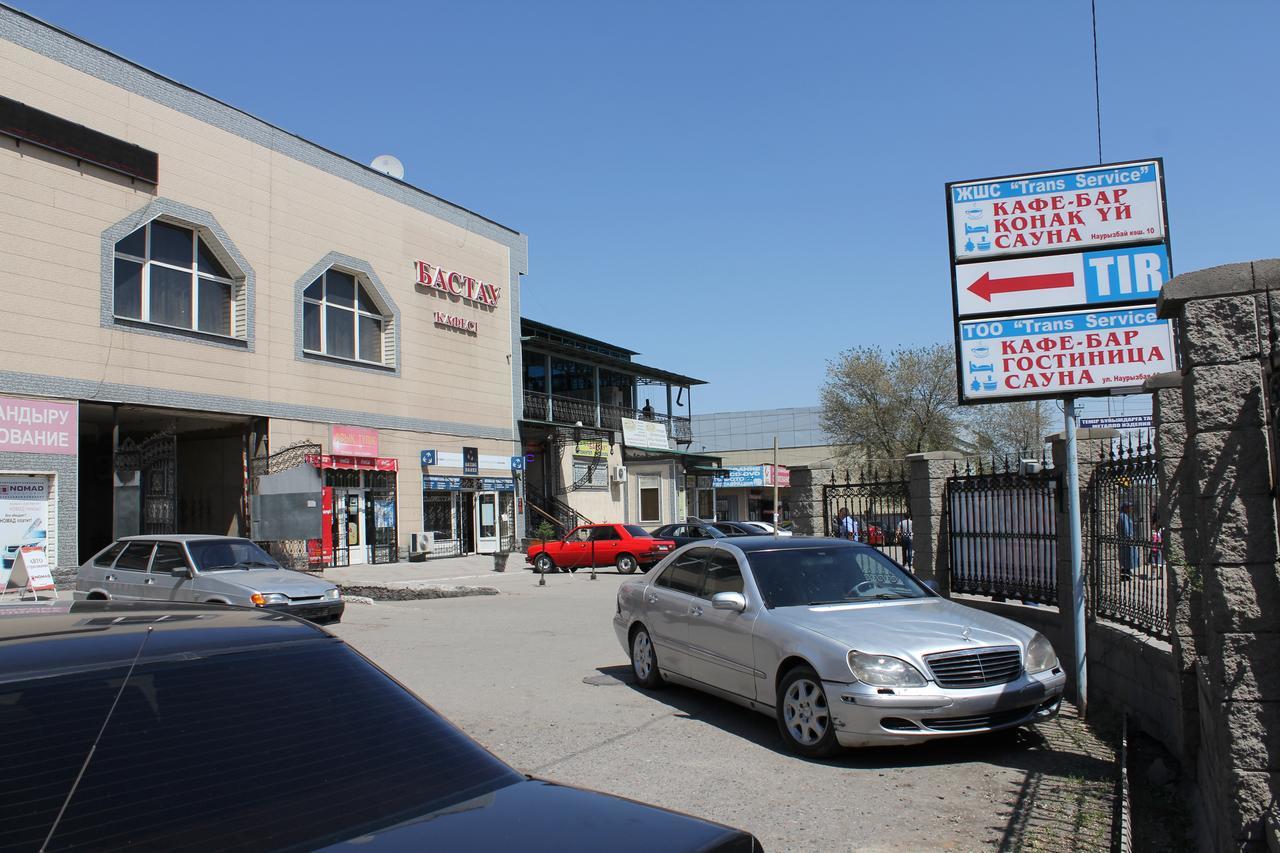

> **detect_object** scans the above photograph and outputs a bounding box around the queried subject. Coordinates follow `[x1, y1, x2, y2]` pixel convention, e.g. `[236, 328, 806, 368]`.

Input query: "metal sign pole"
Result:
[772, 436, 780, 539]
[1064, 398, 1087, 716]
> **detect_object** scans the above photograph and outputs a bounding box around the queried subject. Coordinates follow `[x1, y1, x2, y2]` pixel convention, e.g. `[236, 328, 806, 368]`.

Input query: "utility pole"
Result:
[772, 435, 779, 539]
[1064, 398, 1087, 716]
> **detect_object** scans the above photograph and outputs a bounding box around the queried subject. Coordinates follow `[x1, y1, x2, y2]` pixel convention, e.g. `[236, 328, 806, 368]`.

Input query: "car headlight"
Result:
[1026, 633, 1059, 674]
[848, 651, 927, 687]
[324, 587, 341, 601]
[250, 592, 290, 606]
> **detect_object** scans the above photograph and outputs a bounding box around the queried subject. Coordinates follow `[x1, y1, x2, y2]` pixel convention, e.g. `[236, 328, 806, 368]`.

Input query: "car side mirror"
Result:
[711, 591, 747, 613]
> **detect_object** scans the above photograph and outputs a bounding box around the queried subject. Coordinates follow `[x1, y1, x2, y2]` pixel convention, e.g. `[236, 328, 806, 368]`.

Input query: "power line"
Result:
[1091, 0, 1103, 165]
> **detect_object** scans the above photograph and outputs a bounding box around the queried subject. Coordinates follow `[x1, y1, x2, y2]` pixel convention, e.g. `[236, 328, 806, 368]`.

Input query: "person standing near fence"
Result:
[1117, 501, 1140, 581]
[835, 507, 858, 540]
[895, 516, 914, 570]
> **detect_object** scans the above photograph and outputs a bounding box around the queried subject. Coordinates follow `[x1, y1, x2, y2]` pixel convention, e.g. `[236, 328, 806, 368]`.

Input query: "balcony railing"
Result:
[523, 391, 692, 444]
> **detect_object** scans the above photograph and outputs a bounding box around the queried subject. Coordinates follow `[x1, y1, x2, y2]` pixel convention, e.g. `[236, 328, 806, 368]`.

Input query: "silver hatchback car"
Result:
[77, 535, 344, 624]
[614, 537, 1065, 756]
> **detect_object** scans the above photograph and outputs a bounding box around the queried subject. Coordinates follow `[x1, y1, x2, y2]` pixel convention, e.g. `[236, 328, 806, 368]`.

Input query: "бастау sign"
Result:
[414, 261, 501, 307]
[949, 160, 1165, 261]
[958, 306, 1176, 399]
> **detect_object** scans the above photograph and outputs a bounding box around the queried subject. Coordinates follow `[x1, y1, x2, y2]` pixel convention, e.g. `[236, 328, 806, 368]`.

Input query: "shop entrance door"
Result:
[334, 489, 368, 565]
[476, 492, 498, 554]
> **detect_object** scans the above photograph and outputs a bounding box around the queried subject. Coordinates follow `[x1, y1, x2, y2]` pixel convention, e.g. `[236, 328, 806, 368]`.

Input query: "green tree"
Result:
[819, 344, 962, 459]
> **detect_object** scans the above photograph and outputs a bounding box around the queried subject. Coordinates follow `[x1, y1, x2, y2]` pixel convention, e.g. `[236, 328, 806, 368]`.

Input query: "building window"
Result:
[638, 475, 661, 524]
[112, 219, 240, 337]
[572, 459, 608, 490]
[303, 269, 388, 365]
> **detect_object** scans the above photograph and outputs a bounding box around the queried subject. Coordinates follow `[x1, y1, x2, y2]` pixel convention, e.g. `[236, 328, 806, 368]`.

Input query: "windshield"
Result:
[747, 546, 927, 608]
[0, 642, 520, 850]
[622, 525, 652, 538]
[186, 538, 281, 572]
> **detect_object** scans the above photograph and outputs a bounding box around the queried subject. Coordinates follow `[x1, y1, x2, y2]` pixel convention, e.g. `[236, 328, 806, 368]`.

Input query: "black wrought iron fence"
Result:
[946, 455, 1058, 604]
[822, 463, 911, 569]
[1088, 433, 1167, 639]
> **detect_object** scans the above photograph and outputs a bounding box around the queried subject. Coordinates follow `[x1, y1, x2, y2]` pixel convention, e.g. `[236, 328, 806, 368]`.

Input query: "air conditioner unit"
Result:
[409, 531, 434, 555]
[611, 465, 628, 483]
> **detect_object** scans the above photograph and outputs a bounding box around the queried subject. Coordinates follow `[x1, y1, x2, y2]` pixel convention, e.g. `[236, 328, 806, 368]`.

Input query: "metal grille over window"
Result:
[113, 219, 240, 337]
[925, 647, 1022, 688]
[303, 268, 389, 366]
[571, 458, 608, 489]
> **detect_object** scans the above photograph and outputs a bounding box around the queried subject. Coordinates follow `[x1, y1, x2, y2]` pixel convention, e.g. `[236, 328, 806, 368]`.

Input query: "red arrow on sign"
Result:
[968, 271, 1075, 302]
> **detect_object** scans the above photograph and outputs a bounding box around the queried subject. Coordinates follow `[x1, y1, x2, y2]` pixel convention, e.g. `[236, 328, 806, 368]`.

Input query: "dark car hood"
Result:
[322, 778, 759, 852]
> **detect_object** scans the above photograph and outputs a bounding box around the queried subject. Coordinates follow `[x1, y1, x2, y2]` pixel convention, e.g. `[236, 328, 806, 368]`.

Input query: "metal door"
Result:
[147, 542, 194, 602]
[688, 549, 758, 700]
[112, 541, 155, 600]
[141, 432, 177, 535]
[644, 547, 709, 677]
[476, 492, 498, 554]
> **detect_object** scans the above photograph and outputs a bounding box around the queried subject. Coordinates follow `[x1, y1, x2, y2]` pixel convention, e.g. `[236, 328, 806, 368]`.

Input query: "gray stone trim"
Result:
[0, 453, 77, 568]
[1158, 259, 1280, 316]
[101, 197, 256, 351]
[294, 252, 401, 376]
[1143, 371, 1183, 391]
[0, 6, 527, 255]
[0, 368, 513, 441]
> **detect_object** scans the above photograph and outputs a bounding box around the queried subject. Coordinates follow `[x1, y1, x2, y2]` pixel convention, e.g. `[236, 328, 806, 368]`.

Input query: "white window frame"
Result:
[112, 219, 240, 338]
[302, 268, 389, 366]
[637, 475, 662, 524]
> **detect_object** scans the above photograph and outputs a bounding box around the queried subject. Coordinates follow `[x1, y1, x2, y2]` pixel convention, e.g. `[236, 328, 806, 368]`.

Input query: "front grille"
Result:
[921, 705, 1036, 732]
[925, 646, 1022, 688]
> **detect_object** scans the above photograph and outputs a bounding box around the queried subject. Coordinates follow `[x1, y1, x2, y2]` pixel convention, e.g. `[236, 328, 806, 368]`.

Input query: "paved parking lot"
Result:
[331, 566, 1117, 852]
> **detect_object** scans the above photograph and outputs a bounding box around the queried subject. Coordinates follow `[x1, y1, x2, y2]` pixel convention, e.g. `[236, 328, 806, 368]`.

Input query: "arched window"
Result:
[302, 268, 387, 364]
[113, 219, 241, 337]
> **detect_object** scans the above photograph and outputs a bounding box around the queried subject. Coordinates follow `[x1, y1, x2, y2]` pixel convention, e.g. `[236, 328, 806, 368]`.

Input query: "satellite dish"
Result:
[370, 154, 405, 180]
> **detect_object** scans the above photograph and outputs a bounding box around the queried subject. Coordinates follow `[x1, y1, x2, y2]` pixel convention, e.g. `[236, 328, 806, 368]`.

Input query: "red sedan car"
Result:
[527, 524, 675, 574]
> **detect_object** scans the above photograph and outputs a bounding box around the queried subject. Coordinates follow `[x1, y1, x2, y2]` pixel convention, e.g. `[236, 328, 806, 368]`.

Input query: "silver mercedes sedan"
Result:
[613, 537, 1066, 756]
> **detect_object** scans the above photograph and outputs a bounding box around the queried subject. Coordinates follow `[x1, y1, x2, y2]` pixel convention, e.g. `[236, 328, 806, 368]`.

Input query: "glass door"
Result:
[476, 492, 498, 554]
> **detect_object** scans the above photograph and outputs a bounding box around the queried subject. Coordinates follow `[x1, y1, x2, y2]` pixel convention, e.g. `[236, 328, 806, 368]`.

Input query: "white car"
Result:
[737, 520, 792, 536]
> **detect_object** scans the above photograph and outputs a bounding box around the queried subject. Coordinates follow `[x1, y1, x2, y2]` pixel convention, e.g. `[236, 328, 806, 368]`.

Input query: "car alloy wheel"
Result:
[534, 554, 555, 574]
[778, 666, 837, 756]
[631, 627, 663, 688]
[616, 554, 638, 574]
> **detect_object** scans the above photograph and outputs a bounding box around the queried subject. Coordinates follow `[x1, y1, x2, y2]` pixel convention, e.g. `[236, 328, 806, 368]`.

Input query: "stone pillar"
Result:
[906, 451, 964, 596]
[786, 464, 830, 537]
[1158, 259, 1280, 850]
[1047, 427, 1118, 703]
[1145, 370, 1202, 765]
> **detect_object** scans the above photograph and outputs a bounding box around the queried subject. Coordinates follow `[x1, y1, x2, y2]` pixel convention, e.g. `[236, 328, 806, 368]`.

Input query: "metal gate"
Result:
[114, 432, 179, 535]
[1088, 435, 1166, 639]
[249, 441, 322, 571]
[946, 456, 1058, 603]
[821, 463, 911, 568]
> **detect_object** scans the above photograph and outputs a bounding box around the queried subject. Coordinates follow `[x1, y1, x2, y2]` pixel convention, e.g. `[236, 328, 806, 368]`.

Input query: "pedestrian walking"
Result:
[895, 516, 914, 570]
[1117, 501, 1140, 581]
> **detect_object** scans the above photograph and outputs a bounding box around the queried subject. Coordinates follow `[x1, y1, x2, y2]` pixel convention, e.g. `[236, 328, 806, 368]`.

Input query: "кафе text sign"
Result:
[948, 160, 1165, 261]
[958, 305, 1176, 400]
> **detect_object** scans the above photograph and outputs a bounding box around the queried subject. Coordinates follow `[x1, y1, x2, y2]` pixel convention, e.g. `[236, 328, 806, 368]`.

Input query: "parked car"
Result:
[526, 524, 675, 574]
[614, 537, 1065, 756]
[0, 601, 761, 851]
[651, 522, 728, 548]
[709, 521, 765, 537]
[735, 521, 793, 537]
[76, 534, 344, 624]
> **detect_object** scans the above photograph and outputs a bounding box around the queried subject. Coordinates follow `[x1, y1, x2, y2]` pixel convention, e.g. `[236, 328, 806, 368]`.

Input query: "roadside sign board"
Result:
[948, 158, 1176, 404]
[958, 305, 1177, 400]
[949, 160, 1165, 261]
[1080, 415, 1153, 429]
[954, 244, 1170, 317]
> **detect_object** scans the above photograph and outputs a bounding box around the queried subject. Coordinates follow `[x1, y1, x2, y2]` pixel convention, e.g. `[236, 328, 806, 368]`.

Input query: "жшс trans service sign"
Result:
[949, 160, 1165, 262]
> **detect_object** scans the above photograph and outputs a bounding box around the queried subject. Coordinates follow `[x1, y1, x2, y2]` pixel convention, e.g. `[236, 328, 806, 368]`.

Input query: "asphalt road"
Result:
[332, 567, 1115, 852]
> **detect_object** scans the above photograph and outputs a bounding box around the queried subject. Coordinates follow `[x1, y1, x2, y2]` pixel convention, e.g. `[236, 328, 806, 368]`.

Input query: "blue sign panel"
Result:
[462, 446, 479, 476]
[712, 465, 765, 489]
[480, 477, 516, 492]
[420, 449, 436, 467]
[1083, 245, 1169, 305]
[510, 455, 524, 472]
[425, 475, 462, 491]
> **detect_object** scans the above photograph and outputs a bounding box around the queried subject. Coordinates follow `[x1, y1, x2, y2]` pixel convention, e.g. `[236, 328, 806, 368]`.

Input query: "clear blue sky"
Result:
[13, 1, 1279, 414]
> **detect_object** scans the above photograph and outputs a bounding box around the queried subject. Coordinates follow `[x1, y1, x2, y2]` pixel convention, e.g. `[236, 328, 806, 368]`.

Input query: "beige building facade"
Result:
[0, 8, 527, 570]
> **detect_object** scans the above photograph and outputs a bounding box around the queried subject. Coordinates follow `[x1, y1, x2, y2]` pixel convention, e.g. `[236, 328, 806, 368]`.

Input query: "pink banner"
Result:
[331, 424, 378, 458]
[0, 397, 77, 455]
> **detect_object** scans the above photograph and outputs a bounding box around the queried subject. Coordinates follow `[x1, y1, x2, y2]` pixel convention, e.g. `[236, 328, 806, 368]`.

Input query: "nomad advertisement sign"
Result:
[949, 160, 1165, 261]
[0, 475, 49, 590]
[958, 306, 1177, 399]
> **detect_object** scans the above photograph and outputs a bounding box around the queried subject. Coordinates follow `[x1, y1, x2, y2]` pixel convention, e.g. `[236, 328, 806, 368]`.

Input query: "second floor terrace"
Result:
[520, 318, 704, 445]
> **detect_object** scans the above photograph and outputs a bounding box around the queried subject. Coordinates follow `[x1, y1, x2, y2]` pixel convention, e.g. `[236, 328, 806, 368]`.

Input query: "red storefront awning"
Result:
[306, 454, 398, 472]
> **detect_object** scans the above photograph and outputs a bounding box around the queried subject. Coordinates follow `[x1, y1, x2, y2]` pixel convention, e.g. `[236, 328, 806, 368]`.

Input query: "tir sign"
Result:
[1084, 248, 1166, 301]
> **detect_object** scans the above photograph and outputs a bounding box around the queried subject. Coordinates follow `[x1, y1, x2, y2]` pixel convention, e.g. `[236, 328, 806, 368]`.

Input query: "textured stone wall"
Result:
[1158, 259, 1280, 850]
[786, 464, 831, 536]
[906, 451, 964, 596]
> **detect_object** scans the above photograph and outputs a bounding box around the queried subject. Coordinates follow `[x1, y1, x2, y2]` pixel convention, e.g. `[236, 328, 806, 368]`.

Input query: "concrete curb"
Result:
[335, 582, 500, 601]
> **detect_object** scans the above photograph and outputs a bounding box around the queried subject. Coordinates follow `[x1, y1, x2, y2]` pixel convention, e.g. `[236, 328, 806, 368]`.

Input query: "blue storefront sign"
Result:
[713, 465, 766, 489]
[424, 476, 515, 492]
[420, 449, 436, 467]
